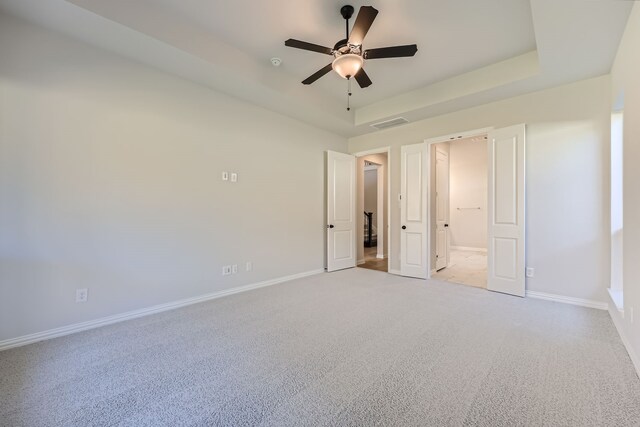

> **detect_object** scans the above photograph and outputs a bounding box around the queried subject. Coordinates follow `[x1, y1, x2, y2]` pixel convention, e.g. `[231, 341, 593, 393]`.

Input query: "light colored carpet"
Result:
[1, 268, 639, 426]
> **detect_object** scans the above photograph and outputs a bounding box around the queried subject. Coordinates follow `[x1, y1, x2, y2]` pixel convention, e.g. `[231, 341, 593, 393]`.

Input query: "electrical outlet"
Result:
[75, 288, 88, 303]
[232, 264, 238, 274]
[222, 265, 232, 276]
[230, 172, 238, 182]
[526, 267, 534, 278]
[246, 261, 252, 272]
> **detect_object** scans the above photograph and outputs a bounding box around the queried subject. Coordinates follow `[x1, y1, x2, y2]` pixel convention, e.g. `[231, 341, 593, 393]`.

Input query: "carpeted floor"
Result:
[1, 268, 639, 426]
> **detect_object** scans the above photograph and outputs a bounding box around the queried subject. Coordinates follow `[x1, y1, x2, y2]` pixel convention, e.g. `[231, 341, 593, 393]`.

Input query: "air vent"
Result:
[370, 117, 409, 130]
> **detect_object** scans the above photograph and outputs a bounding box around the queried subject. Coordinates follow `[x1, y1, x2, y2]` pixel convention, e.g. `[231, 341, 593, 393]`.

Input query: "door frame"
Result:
[424, 127, 493, 278]
[434, 145, 450, 271]
[352, 146, 391, 272]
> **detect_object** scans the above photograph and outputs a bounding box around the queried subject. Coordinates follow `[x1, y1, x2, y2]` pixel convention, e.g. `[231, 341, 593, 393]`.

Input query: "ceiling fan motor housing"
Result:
[333, 39, 361, 57]
[340, 5, 355, 20]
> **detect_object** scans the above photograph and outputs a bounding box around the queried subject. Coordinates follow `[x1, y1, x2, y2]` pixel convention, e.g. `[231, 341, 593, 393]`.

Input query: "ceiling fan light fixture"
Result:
[332, 53, 363, 79]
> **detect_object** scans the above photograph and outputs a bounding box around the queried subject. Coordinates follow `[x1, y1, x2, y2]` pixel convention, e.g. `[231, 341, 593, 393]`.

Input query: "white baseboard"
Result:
[0, 269, 324, 352]
[607, 288, 624, 313]
[525, 290, 608, 310]
[376, 254, 386, 259]
[450, 246, 487, 253]
[607, 296, 640, 378]
[357, 258, 366, 265]
[388, 269, 402, 276]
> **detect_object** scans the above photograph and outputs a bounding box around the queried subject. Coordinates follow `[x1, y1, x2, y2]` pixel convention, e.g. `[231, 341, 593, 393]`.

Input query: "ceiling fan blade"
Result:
[364, 44, 418, 60]
[348, 6, 378, 46]
[302, 63, 334, 85]
[285, 39, 333, 55]
[354, 68, 372, 88]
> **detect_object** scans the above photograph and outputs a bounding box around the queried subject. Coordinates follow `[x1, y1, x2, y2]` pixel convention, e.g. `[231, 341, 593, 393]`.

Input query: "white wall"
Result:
[349, 75, 610, 303]
[449, 138, 488, 250]
[609, 2, 640, 373]
[0, 14, 347, 342]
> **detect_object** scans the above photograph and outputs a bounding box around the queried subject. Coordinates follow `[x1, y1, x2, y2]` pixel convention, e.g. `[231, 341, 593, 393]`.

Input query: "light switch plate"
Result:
[230, 173, 238, 182]
[222, 171, 229, 181]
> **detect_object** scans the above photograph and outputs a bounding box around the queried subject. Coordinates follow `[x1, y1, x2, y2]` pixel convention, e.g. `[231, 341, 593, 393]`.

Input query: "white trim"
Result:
[0, 269, 324, 352]
[388, 269, 402, 276]
[364, 164, 378, 171]
[607, 287, 624, 313]
[351, 146, 391, 158]
[357, 258, 366, 265]
[608, 298, 640, 378]
[450, 246, 487, 253]
[376, 254, 386, 259]
[376, 164, 385, 260]
[424, 127, 493, 145]
[526, 290, 608, 310]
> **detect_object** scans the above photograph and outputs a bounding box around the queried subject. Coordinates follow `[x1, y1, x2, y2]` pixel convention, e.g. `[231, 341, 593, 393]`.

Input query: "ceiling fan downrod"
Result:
[340, 5, 355, 40]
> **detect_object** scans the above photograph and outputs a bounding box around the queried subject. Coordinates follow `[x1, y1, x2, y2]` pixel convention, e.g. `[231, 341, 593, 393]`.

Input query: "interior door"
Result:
[487, 124, 526, 296]
[435, 147, 449, 271]
[327, 151, 356, 272]
[400, 143, 428, 278]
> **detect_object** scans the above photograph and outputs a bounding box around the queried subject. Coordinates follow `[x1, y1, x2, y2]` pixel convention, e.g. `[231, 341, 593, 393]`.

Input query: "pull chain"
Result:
[347, 77, 352, 111]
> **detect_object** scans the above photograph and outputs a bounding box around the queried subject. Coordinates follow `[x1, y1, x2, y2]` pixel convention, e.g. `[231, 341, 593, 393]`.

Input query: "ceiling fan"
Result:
[284, 5, 418, 91]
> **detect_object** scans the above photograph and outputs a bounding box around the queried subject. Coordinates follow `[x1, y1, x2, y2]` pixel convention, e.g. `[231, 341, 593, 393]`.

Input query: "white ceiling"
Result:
[0, 0, 632, 137]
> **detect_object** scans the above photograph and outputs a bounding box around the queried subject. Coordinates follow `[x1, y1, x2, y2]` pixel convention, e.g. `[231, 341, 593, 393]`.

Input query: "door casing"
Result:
[434, 146, 450, 271]
[351, 147, 392, 272]
[425, 127, 494, 277]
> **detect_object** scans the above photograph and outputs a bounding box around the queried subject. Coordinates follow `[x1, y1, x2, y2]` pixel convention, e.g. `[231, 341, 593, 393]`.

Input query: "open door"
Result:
[327, 151, 356, 272]
[487, 124, 526, 296]
[435, 146, 449, 271]
[400, 143, 428, 278]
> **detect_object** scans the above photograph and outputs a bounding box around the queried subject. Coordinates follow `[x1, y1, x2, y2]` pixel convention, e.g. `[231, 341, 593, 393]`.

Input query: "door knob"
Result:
[402, 225, 406, 229]
[328, 224, 334, 228]
[444, 224, 449, 227]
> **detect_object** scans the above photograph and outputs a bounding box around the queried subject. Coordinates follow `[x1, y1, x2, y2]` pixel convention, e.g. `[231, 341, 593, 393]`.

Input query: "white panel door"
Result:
[435, 147, 449, 271]
[487, 124, 526, 296]
[401, 143, 428, 278]
[327, 151, 356, 272]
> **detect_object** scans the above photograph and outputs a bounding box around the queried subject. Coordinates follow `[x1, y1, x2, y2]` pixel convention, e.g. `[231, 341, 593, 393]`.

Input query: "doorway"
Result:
[355, 150, 389, 272]
[430, 135, 488, 288]
[421, 125, 526, 297]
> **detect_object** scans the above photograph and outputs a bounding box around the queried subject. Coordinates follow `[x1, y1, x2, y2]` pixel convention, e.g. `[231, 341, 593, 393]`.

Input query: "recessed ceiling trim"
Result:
[355, 50, 540, 126]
